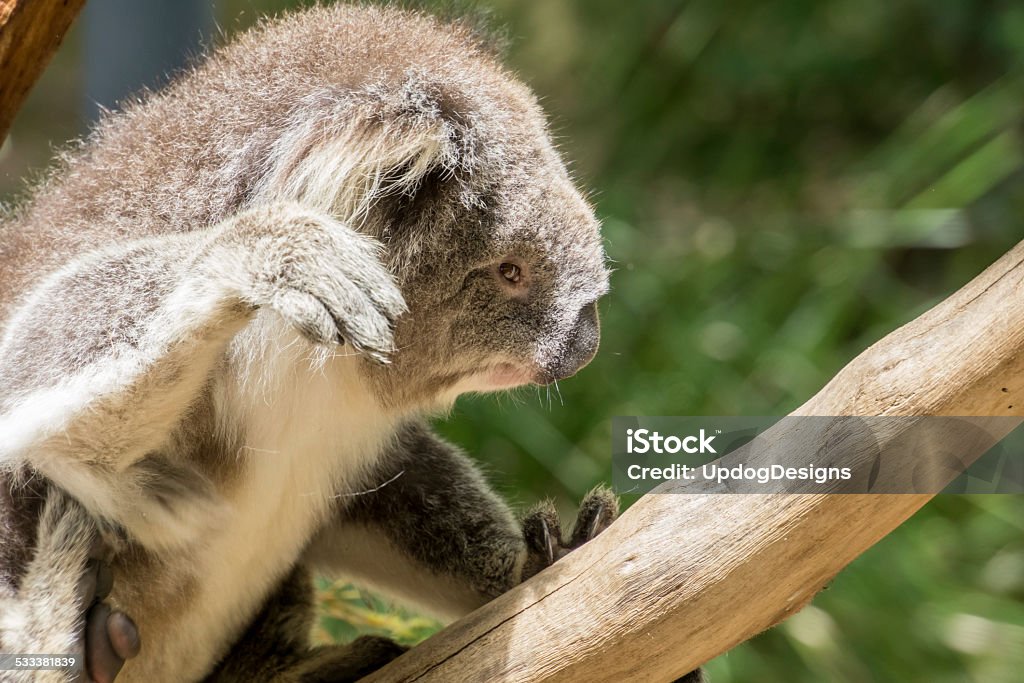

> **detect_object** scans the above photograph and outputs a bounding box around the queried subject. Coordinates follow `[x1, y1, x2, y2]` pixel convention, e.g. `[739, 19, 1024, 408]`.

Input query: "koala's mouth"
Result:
[486, 362, 539, 389]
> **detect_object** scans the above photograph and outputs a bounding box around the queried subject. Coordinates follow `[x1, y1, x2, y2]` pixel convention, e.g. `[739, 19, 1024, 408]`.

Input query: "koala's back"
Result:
[0, 4, 510, 327]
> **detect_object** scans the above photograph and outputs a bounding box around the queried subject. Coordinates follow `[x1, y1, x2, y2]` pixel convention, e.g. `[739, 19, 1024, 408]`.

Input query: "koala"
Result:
[0, 4, 629, 682]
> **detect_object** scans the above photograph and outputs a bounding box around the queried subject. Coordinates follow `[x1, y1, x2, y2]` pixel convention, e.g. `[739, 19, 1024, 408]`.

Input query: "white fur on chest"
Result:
[148, 318, 398, 682]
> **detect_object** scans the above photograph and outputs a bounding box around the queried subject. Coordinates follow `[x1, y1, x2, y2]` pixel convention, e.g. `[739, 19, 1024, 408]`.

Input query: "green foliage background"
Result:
[3, 1, 1024, 681]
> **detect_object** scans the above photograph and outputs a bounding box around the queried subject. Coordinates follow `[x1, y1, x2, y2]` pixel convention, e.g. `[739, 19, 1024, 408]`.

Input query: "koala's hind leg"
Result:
[204, 566, 405, 683]
[0, 201, 404, 549]
[1, 483, 90, 682]
[303, 420, 619, 621]
[0, 480, 138, 683]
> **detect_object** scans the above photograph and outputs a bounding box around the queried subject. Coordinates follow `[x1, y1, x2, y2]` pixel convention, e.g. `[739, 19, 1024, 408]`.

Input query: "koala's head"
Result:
[380, 111, 610, 410]
[255, 6, 608, 410]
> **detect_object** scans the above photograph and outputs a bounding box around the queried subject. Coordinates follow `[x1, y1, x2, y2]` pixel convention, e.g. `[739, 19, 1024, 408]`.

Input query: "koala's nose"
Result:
[547, 301, 601, 381]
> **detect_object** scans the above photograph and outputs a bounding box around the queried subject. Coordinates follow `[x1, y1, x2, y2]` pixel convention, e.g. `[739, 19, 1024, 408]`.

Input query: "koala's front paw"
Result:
[521, 485, 618, 581]
[220, 203, 407, 363]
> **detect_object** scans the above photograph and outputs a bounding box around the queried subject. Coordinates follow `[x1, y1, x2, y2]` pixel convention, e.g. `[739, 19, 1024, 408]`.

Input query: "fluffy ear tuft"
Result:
[255, 75, 468, 224]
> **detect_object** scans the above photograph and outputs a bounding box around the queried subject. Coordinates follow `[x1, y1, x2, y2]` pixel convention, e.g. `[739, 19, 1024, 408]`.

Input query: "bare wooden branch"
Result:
[365, 241, 1024, 682]
[0, 0, 86, 141]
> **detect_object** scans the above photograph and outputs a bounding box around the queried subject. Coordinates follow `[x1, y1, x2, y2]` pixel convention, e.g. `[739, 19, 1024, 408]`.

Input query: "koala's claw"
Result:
[522, 502, 562, 568]
[84, 603, 141, 683]
[227, 204, 407, 364]
[521, 485, 619, 581]
[268, 270, 403, 364]
[569, 484, 618, 547]
[270, 287, 398, 364]
[77, 543, 140, 683]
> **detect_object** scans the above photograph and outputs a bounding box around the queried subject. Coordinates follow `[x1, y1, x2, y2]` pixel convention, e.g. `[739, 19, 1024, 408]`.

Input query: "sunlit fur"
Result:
[0, 5, 609, 681]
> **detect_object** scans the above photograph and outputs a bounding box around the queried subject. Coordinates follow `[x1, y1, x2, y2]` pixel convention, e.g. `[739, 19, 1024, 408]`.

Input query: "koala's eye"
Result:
[491, 259, 529, 297]
[498, 262, 522, 284]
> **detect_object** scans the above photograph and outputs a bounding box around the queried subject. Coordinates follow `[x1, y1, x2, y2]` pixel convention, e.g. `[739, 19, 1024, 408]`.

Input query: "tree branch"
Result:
[365, 241, 1024, 682]
[0, 0, 86, 141]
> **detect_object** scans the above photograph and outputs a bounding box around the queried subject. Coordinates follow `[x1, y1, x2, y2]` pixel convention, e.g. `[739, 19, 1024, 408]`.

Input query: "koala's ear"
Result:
[257, 82, 465, 220]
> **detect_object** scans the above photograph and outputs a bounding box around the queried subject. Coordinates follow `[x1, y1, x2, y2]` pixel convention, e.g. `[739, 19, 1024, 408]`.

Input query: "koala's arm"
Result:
[0, 201, 404, 548]
[303, 421, 618, 621]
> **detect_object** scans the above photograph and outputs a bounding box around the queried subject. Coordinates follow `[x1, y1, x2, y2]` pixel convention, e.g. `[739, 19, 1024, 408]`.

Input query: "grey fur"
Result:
[0, 4, 619, 681]
[0, 482, 95, 683]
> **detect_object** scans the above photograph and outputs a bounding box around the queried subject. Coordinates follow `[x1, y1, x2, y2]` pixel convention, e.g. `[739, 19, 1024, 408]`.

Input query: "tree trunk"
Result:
[0, 0, 86, 141]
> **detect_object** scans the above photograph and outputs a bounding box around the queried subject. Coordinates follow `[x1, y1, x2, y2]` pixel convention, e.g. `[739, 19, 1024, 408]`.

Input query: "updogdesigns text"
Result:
[625, 462, 853, 484]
